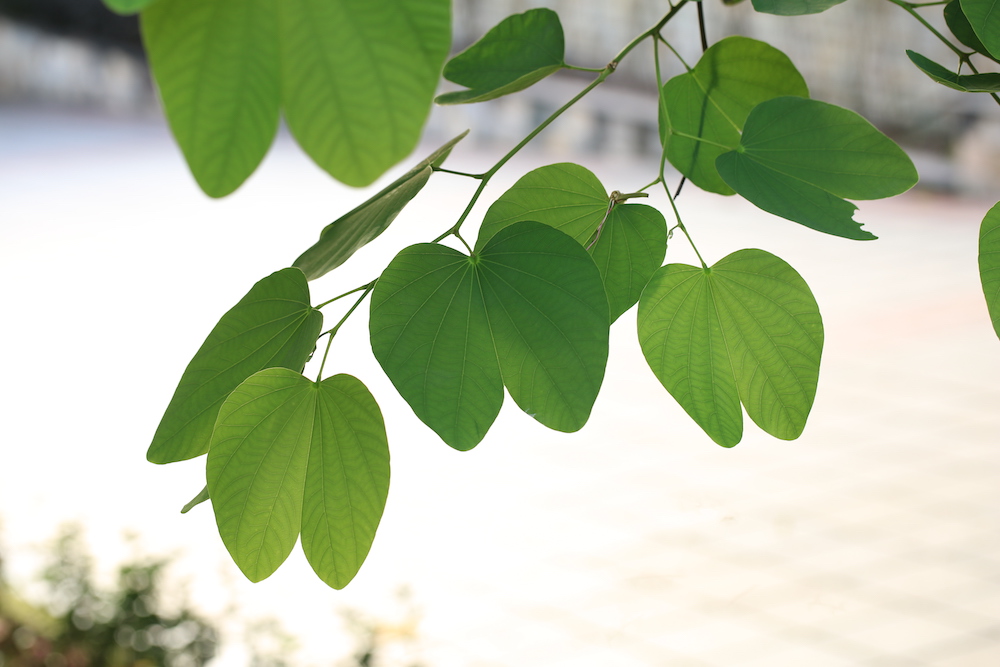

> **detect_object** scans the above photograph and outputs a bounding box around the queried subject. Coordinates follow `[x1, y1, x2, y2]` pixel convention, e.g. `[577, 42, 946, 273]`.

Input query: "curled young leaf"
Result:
[436, 8, 565, 105]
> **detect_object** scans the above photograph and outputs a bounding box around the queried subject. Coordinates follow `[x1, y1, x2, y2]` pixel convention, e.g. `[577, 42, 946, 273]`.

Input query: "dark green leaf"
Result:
[208, 368, 389, 586]
[961, 0, 1000, 59]
[590, 204, 667, 322]
[148, 268, 322, 464]
[638, 249, 823, 446]
[180, 486, 209, 514]
[979, 201, 1000, 339]
[142, 0, 281, 197]
[436, 8, 565, 105]
[906, 50, 1000, 92]
[660, 36, 808, 195]
[103, 0, 155, 15]
[751, 0, 848, 15]
[716, 96, 918, 240]
[371, 222, 609, 450]
[294, 131, 468, 281]
[945, 0, 993, 56]
[279, 0, 451, 186]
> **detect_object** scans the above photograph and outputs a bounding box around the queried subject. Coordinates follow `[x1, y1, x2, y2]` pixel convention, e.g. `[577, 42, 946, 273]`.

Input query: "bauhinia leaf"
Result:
[660, 36, 808, 195]
[945, 0, 994, 57]
[180, 486, 209, 514]
[906, 50, 1000, 92]
[716, 96, 918, 240]
[751, 0, 848, 15]
[148, 268, 322, 464]
[141, 0, 281, 197]
[371, 222, 609, 450]
[961, 0, 1000, 60]
[638, 249, 823, 447]
[476, 163, 666, 321]
[279, 0, 451, 186]
[978, 201, 1000, 339]
[103, 0, 156, 14]
[208, 368, 389, 587]
[294, 131, 468, 281]
[436, 8, 565, 105]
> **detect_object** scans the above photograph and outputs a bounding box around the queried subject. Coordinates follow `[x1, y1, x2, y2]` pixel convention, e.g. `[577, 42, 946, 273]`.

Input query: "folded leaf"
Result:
[945, 0, 994, 57]
[751, 0, 848, 15]
[208, 368, 389, 588]
[907, 50, 1000, 92]
[960, 0, 1000, 60]
[371, 222, 609, 450]
[716, 96, 918, 239]
[294, 131, 468, 281]
[638, 249, 823, 446]
[148, 268, 322, 464]
[660, 36, 808, 195]
[436, 8, 565, 105]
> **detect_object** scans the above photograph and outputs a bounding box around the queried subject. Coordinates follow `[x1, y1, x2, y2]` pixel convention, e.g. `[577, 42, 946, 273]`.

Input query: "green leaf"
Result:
[436, 8, 565, 105]
[590, 204, 668, 322]
[751, 0, 848, 15]
[660, 36, 808, 195]
[148, 268, 322, 464]
[279, 0, 451, 186]
[476, 163, 608, 250]
[716, 96, 918, 240]
[180, 486, 209, 514]
[945, 0, 994, 56]
[979, 201, 1000, 339]
[208, 368, 389, 587]
[906, 50, 1000, 92]
[294, 131, 468, 281]
[103, 0, 156, 15]
[141, 0, 281, 197]
[961, 0, 1000, 59]
[638, 249, 823, 446]
[371, 222, 609, 450]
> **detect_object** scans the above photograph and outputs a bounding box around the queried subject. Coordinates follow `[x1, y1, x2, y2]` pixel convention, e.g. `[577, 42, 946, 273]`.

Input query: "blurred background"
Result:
[2, 0, 1000, 665]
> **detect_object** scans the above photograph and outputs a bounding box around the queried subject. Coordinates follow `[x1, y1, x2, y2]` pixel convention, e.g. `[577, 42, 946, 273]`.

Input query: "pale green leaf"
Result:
[436, 8, 564, 105]
[371, 222, 609, 449]
[978, 201, 1000, 339]
[660, 36, 808, 195]
[716, 96, 917, 240]
[751, 0, 848, 15]
[590, 204, 667, 322]
[104, 0, 156, 15]
[906, 50, 1000, 92]
[141, 0, 281, 197]
[181, 486, 209, 514]
[279, 0, 451, 187]
[208, 368, 389, 586]
[961, 0, 1000, 59]
[638, 249, 823, 446]
[294, 131, 468, 281]
[148, 268, 322, 464]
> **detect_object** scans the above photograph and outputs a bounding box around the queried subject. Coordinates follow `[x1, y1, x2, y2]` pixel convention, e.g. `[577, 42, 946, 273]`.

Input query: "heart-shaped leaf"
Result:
[906, 50, 1000, 92]
[961, 0, 1000, 59]
[294, 131, 468, 281]
[208, 368, 389, 588]
[638, 249, 823, 446]
[979, 201, 1000, 339]
[660, 36, 808, 195]
[436, 8, 565, 105]
[371, 222, 609, 450]
[589, 204, 667, 322]
[716, 96, 918, 240]
[148, 268, 322, 464]
[751, 0, 848, 15]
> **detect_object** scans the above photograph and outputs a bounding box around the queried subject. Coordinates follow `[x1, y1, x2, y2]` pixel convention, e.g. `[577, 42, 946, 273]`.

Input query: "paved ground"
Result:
[2, 106, 999, 666]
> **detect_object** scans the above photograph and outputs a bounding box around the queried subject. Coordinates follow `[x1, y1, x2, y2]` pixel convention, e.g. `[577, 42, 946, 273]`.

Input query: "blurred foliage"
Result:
[0, 0, 141, 53]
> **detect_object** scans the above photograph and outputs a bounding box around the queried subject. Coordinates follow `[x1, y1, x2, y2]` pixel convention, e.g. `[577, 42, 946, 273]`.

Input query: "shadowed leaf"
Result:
[961, 0, 1000, 59]
[907, 50, 1000, 92]
[945, 0, 994, 56]
[104, 0, 156, 15]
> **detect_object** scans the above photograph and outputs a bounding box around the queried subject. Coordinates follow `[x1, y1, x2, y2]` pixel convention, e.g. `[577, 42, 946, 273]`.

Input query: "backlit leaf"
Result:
[590, 204, 667, 322]
[751, 0, 848, 15]
[180, 486, 209, 514]
[638, 249, 823, 446]
[279, 0, 451, 186]
[148, 268, 322, 464]
[371, 222, 609, 450]
[294, 131, 468, 281]
[660, 36, 808, 195]
[906, 50, 1000, 92]
[208, 368, 389, 587]
[978, 201, 1000, 339]
[961, 0, 1000, 59]
[436, 8, 564, 105]
[142, 0, 281, 197]
[716, 96, 917, 240]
